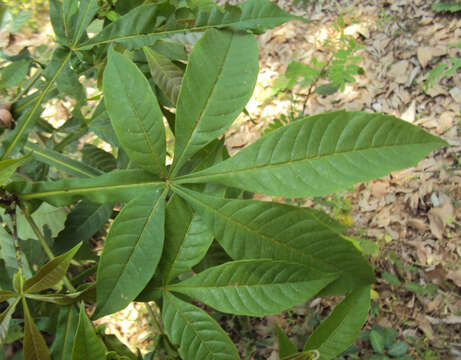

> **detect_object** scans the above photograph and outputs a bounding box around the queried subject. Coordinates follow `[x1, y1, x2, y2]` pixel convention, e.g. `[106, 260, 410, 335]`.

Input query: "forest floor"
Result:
[3, 0, 460, 359]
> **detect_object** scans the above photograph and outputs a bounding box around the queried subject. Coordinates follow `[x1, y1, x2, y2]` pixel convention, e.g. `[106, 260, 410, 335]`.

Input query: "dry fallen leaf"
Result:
[447, 269, 461, 288]
[408, 218, 429, 233]
[389, 60, 410, 84]
[428, 196, 454, 240]
[401, 100, 416, 123]
[416, 46, 446, 68]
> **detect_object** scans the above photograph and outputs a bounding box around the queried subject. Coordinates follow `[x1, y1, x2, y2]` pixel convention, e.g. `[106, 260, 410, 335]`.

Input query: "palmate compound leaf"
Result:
[162, 291, 240, 360]
[174, 111, 447, 198]
[95, 186, 167, 318]
[168, 259, 338, 316]
[170, 28, 258, 176]
[103, 48, 166, 178]
[172, 186, 375, 294]
[303, 285, 371, 360]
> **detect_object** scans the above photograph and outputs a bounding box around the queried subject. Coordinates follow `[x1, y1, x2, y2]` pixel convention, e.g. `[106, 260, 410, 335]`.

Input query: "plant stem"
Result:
[9, 206, 22, 271]
[19, 204, 76, 292]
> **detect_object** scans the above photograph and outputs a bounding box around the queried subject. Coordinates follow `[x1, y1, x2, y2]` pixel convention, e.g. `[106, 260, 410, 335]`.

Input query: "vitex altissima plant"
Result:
[0, 0, 446, 359]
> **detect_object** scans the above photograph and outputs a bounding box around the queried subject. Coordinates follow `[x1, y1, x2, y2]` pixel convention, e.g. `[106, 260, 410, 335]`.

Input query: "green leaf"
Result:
[282, 351, 320, 360]
[77, 0, 302, 50]
[24, 242, 82, 293]
[143, 47, 183, 105]
[95, 187, 167, 318]
[162, 291, 239, 360]
[170, 259, 337, 316]
[157, 194, 214, 284]
[72, 303, 106, 360]
[0, 297, 20, 347]
[303, 286, 371, 360]
[0, 153, 31, 186]
[23, 298, 51, 360]
[381, 272, 401, 286]
[387, 341, 409, 357]
[54, 200, 112, 258]
[171, 29, 258, 175]
[0, 47, 72, 160]
[0, 59, 31, 89]
[103, 48, 166, 177]
[0, 226, 19, 279]
[81, 144, 117, 172]
[17, 202, 67, 240]
[50, 306, 79, 360]
[194, 0, 306, 33]
[276, 323, 298, 359]
[71, 0, 99, 47]
[8, 169, 164, 207]
[49, 0, 66, 44]
[315, 83, 339, 95]
[175, 111, 447, 198]
[0, 290, 17, 302]
[24, 142, 102, 178]
[173, 186, 374, 292]
[77, 3, 176, 50]
[26, 287, 93, 305]
[369, 330, 385, 354]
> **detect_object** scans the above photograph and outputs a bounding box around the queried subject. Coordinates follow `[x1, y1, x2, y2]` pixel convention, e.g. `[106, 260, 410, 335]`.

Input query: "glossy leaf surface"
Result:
[170, 260, 338, 316]
[8, 169, 164, 206]
[171, 29, 258, 175]
[304, 286, 371, 360]
[162, 291, 239, 360]
[23, 298, 51, 360]
[104, 49, 166, 177]
[24, 243, 82, 293]
[95, 187, 167, 317]
[72, 303, 106, 360]
[144, 46, 183, 105]
[173, 186, 374, 291]
[175, 111, 447, 198]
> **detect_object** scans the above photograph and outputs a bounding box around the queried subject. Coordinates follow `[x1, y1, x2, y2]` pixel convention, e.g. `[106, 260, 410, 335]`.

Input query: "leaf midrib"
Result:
[174, 140, 441, 182]
[76, 14, 291, 50]
[97, 188, 167, 314]
[20, 181, 164, 200]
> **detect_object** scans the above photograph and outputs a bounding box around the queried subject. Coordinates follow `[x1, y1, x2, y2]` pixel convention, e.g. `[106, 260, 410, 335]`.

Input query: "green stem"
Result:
[19, 204, 76, 292]
[9, 206, 23, 271]
[71, 264, 97, 285]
